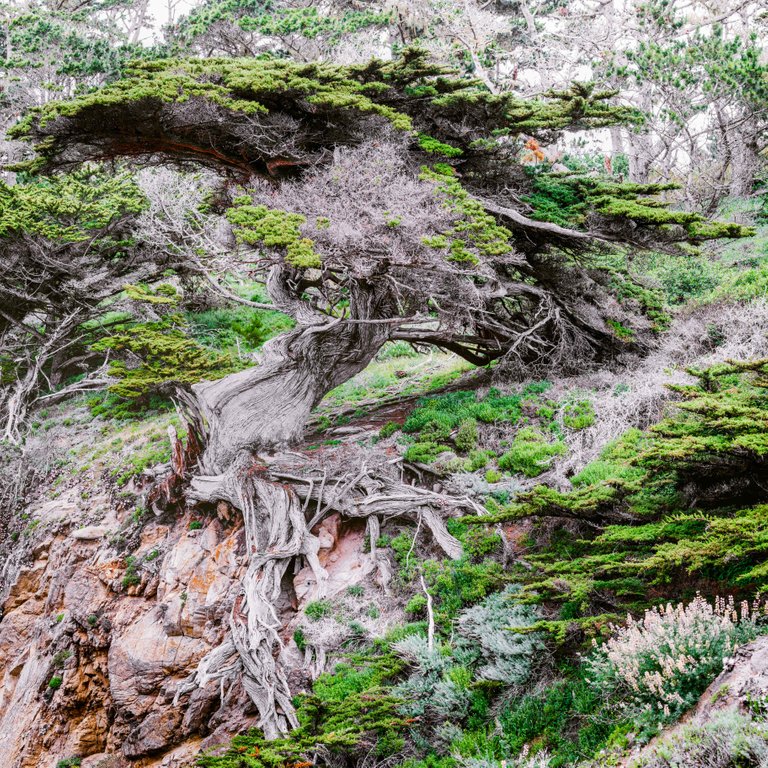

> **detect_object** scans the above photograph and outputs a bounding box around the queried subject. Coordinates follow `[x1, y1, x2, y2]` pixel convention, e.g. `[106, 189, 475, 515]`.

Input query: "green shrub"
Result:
[455, 418, 478, 452]
[188, 303, 293, 353]
[111, 440, 171, 487]
[405, 593, 427, 617]
[562, 400, 595, 430]
[92, 313, 247, 403]
[495, 674, 617, 766]
[422, 556, 505, 629]
[498, 428, 566, 477]
[485, 468, 502, 483]
[379, 421, 400, 439]
[56, 759, 82, 768]
[189, 520, 203, 530]
[403, 389, 526, 435]
[634, 710, 768, 767]
[393, 589, 542, 739]
[52, 649, 72, 667]
[404, 441, 451, 464]
[48, 675, 63, 690]
[377, 340, 419, 360]
[305, 600, 332, 621]
[634, 250, 723, 304]
[121, 556, 140, 589]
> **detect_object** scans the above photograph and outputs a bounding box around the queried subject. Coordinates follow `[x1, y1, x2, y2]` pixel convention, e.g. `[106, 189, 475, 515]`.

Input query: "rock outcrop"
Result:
[0, 477, 378, 767]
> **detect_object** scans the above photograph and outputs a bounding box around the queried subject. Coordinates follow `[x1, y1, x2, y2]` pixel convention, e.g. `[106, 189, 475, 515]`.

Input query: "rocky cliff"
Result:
[0, 458, 381, 767]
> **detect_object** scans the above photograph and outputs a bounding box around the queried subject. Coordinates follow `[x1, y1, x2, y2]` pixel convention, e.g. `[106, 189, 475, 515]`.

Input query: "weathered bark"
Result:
[191, 316, 392, 475]
[175, 450, 464, 738]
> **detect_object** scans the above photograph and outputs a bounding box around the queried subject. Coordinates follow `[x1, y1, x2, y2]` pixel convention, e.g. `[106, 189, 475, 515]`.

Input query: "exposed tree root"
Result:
[173, 448, 465, 738]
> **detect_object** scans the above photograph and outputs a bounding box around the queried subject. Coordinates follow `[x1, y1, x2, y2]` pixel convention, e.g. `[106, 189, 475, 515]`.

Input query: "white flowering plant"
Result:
[586, 594, 765, 733]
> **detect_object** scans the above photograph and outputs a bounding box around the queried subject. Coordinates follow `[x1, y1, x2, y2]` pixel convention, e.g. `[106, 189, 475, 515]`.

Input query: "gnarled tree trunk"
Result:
[192, 316, 391, 474]
[173, 304, 463, 738]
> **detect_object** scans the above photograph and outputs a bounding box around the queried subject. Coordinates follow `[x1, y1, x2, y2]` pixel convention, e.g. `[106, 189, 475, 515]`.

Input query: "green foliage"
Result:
[110, 435, 171, 487]
[417, 133, 463, 157]
[189, 521, 203, 530]
[52, 650, 72, 668]
[634, 250, 724, 304]
[447, 519, 502, 559]
[173, 0, 392, 51]
[633, 710, 768, 768]
[523, 170, 586, 227]
[612, 19, 768, 161]
[522, 167, 751, 242]
[56, 759, 82, 768]
[92, 312, 245, 402]
[420, 165, 518, 265]
[469, 360, 768, 616]
[422, 557, 506, 630]
[0, 169, 145, 241]
[15, 51, 649, 177]
[405, 593, 428, 618]
[188, 304, 294, 354]
[455, 419, 479, 452]
[606, 319, 635, 340]
[609, 273, 671, 332]
[403, 388, 525, 436]
[377, 341, 419, 361]
[197, 627, 415, 768]
[498, 427, 566, 477]
[404, 441, 452, 463]
[392, 589, 542, 742]
[586, 595, 762, 733]
[379, 422, 400, 439]
[121, 556, 141, 589]
[48, 675, 63, 690]
[485, 468, 502, 483]
[305, 600, 332, 620]
[562, 399, 595, 430]
[493, 673, 620, 766]
[227, 201, 322, 268]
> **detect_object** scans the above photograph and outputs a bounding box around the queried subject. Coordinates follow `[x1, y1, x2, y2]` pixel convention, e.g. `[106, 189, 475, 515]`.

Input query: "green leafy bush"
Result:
[121, 556, 141, 589]
[405, 441, 452, 464]
[56, 759, 82, 768]
[472, 361, 768, 615]
[498, 428, 566, 477]
[188, 304, 293, 353]
[562, 400, 595, 430]
[305, 600, 332, 621]
[394, 589, 542, 732]
[455, 419, 478, 452]
[93, 314, 246, 403]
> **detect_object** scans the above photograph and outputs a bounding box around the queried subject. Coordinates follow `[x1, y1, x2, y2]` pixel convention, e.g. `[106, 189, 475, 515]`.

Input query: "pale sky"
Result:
[143, 0, 198, 42]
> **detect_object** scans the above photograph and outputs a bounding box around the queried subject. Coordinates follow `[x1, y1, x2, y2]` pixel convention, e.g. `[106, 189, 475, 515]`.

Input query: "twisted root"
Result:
[174, 450, 465, 738]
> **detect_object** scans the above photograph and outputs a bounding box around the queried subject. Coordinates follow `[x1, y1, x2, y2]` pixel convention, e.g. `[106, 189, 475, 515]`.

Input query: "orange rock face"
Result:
[0, 488, 257, 767]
